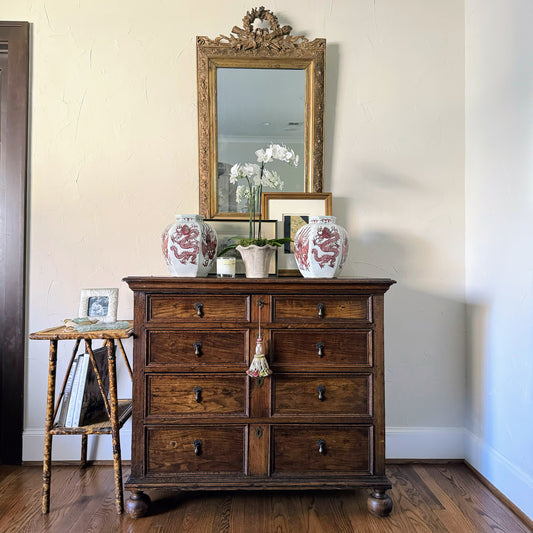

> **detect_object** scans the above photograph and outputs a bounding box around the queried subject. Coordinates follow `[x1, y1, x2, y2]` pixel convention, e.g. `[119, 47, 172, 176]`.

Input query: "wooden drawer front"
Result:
[147, 330, 248, 367]
[147, 295, 249, 322]
[147, 426, 246, 474]
[272, 296, 371, 323]
[147, 375, 248, 417]
[271, 330, 372, 367]
[272, 374, 372, 417]
[272, 425, 371, 475]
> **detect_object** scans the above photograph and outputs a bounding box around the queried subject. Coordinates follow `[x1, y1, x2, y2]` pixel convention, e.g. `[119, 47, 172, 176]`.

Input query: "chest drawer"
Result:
[147, 295, 250, 322]
[147, 375, 248, 417]
[147, 330, 248, 367]
[272, 374, 372, 417]
[147, 425, 246, 474]
[272, 425, 371, 476]
[272, 295, 371, 323]
[270, 329, 372, 367]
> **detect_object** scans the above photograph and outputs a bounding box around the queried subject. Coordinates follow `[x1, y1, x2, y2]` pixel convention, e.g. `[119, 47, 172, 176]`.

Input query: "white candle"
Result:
[217, 257, 236, 277]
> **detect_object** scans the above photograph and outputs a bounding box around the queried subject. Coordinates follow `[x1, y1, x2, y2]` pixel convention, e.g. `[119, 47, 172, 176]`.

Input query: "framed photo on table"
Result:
[261, 192, 332, 275]
[204, 219, 278, 276]
[79, 288, 119, 323]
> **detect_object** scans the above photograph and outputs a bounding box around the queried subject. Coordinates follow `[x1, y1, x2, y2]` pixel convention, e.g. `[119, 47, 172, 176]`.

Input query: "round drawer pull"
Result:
[317, 439, 326, 455]
[193, 386, 203, 403]
[317, 385, 326, 401]
[194, 302, 204, 317]
[193, 439, 202, 456]
[193, 341, 202, 357]
[316, 342, 325, 357]
[316, 302, 325, 318]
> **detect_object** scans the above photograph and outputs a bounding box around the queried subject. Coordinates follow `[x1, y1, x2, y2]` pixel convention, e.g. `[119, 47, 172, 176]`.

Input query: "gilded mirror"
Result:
[197, 7, 325, 219]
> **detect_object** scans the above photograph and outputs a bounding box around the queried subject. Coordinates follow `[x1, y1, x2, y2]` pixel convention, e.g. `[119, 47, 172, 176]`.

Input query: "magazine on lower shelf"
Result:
[78, 346, 111, 426]
[57, 353, 81, 427]
[60, 346, 110, 427]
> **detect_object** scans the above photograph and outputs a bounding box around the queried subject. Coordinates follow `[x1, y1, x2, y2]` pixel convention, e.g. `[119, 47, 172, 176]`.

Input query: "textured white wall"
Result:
[1, 1, 465, 461]
[465, 0, 533, 518]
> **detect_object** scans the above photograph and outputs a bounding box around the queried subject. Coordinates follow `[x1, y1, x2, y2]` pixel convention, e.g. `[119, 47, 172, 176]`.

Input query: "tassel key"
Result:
[246, 336, 272, 378]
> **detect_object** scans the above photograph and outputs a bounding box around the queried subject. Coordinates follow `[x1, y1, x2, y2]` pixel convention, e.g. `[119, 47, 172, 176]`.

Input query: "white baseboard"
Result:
[22, 428, 131, 462]
[24, 425, 464, 462]
[386, 426, 465, 459]
[22, 425, 531, 521]
[465, 429, 533, 520]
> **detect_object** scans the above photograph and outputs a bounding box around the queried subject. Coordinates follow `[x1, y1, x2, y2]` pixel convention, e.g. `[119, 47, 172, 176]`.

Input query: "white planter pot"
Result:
[161, 215, 217, 277]
[236, 244, 276, 278]
[293, 216, 349, 278]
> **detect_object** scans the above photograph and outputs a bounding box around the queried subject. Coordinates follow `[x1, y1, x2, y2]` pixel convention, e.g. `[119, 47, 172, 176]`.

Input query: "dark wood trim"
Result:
[0, 21, 29, 465]
[464, 460, 533, 531]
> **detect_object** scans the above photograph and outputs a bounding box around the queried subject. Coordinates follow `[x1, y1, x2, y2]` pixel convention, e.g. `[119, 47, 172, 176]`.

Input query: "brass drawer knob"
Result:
[193, 439, 202, 456]
[316, 342, 325, 357]
[193, 386, 203, 403]
[317, 439, 326, 455]
[193, 341, 202, 357]
[194, 302, 204, 317]
[316, 302, 325, 318]
[317, 385, 325, 401]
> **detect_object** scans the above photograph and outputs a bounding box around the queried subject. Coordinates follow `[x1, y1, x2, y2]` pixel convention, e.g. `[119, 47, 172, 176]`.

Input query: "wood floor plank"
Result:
[0, 467, 43, 533]
[67, 468, 126, 533]
[231, 492, 271, 532]
[385, 464, 450, 533]
[1, 463, 531, 532]
[141, 491, 187, 533]
[426, 463, 532, 533]
[307, 492, 355, 533]
[270, 492, 312, 532]
[412, 464, 478, 533]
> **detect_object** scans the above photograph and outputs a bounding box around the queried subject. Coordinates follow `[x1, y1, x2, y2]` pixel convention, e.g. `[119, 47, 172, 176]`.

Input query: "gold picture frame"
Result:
[197, 7, 326, 219]
[261, 192, 332, 275]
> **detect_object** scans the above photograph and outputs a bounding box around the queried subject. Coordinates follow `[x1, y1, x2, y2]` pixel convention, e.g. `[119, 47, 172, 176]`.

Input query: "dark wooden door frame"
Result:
[0, 21, 29, 465]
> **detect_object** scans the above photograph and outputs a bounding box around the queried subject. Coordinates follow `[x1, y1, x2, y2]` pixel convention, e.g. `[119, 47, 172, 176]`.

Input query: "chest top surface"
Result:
[123, 276, 396, 293]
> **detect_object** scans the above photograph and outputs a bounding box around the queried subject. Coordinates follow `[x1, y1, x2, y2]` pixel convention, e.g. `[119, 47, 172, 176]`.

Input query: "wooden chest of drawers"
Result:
[123, 277, 395, 518]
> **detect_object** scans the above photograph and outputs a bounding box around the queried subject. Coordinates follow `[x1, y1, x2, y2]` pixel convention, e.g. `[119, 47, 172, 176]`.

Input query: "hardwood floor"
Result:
[0, 463, 530, 532]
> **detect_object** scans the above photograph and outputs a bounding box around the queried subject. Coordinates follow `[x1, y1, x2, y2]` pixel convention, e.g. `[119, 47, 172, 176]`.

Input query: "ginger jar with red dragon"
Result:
[293, 216, 349, 278]
[162, 215, 217, 277]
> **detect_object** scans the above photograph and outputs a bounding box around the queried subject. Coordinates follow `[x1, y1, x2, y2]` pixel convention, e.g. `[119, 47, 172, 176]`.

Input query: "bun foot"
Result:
[367, 488, 393, 517]
[126, 491, 151, 518]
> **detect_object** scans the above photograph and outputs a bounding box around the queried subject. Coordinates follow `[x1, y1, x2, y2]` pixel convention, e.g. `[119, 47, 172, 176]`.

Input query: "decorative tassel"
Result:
[247, 335, 272, 378]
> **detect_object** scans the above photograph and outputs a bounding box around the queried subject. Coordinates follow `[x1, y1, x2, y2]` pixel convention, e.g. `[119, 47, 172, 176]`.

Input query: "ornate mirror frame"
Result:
[197, 7, 326, 219]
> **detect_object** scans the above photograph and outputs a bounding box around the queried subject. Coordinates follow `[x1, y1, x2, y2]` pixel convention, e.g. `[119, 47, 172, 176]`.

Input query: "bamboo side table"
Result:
[29, 322, 134, 514]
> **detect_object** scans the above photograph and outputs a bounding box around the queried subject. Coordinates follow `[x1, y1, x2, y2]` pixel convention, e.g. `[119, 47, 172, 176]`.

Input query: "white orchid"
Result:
[262, 169, 284, 190]
[230, 163, 260, 183]
[255, 146, 273, 163]
[255, 144, 299, 167]
[236, 184, 251, 203]
[230, 143, 299, 241]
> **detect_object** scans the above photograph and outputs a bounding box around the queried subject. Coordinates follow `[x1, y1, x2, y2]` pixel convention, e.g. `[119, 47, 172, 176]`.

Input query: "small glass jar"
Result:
[217, 256, 236, 278]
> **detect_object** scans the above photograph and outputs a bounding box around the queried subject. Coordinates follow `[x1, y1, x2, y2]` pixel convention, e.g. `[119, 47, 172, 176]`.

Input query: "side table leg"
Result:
[42, 339, 57, 514]
[107, 340, 124, 514]
[81, 434, 88, 468]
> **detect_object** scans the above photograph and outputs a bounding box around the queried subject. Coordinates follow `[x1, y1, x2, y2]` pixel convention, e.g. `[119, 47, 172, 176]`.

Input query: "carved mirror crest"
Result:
[197, 6, 326, 219]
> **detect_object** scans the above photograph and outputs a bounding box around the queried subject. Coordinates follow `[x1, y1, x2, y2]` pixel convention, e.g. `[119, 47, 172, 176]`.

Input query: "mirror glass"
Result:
[217, 68, 305, 213]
